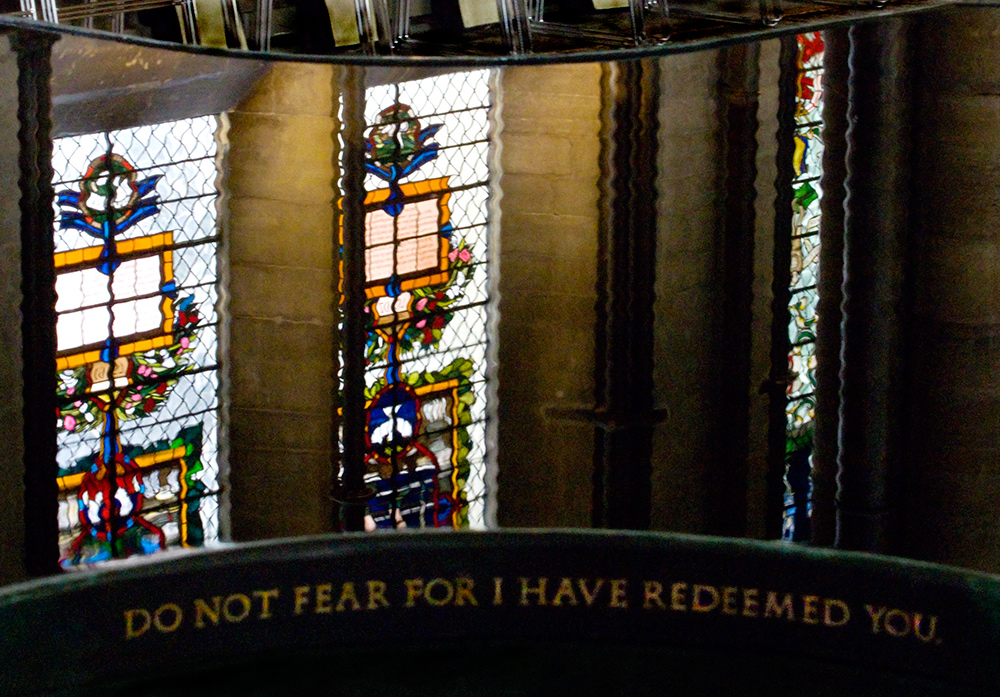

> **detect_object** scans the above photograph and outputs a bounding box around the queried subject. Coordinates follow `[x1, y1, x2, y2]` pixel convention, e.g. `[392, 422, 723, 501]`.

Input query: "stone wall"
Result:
[495, 63, 603, 528]
[649, 49, 726, 533]
[225, 63, 338, 540]
[903, 7, 1000, 571]
[0, 35, 25, 584]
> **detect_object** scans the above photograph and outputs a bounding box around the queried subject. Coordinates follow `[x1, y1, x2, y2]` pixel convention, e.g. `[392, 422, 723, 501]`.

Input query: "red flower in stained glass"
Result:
[62, 454, 167, 567]
[797, 32, 824, 64]
[798, 74, 816, 102]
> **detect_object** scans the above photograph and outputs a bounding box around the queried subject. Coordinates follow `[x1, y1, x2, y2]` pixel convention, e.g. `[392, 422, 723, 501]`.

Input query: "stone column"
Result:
[708, 43, 761, 538]
[836, 18, 913, 553]
[649, 48, 725, 535]
[903, 7, 1000, 572]
[226, 63, 338, 539]
[496, 63, 602, 529]
[592, 58, 660, 530]
[13, 30, 59, 577]
[0, 31, 29, 582]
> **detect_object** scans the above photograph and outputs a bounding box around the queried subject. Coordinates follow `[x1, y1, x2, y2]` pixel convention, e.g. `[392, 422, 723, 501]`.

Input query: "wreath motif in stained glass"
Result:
[364, 358, 476, 527]
[57, 154, 162, 243]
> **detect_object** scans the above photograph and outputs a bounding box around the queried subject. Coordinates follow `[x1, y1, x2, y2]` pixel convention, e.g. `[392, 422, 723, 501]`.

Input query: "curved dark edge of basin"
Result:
[0, 529, 997, 694]
[0, 0, 975, 68]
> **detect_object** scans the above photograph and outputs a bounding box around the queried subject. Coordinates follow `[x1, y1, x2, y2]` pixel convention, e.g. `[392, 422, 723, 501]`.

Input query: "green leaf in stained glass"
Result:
[793, 181, 819, 213]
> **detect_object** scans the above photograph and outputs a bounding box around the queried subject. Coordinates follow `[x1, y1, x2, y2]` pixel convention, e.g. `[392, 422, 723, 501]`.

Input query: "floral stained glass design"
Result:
[783, 32, 824, 542]
[351, 71, 493, 530]
[53, 118, 223, 567]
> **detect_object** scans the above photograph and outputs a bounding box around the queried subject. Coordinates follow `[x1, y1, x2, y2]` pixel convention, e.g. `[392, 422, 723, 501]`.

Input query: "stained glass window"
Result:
[350, 70, 495, 530]
[52, 117, 224, 568]
[783, 32, 824, 541]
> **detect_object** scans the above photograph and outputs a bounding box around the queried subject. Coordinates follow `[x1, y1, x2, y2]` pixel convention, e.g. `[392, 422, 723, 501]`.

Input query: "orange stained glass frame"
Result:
[54, 232, 176, 371]
[411, 377, 464, 527]
[337, 177, 453, 300]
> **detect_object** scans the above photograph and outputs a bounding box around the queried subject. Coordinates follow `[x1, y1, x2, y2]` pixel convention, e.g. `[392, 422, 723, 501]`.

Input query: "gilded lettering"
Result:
[254, 589, 279, 619]
[721, 587, 738, 615]
[670, 582, 688, 611]
[823, 598, 849, 627]
[691, 585, 719, 612]
[424, 578, 455, 607]
[405, 579, 425, 607]
[802, 595, 820, 624]
[454, 577, 478, 607]
[865, 605, 886, 634]
[336, 582, 362, 611]
[367, 580, 390, 609]
[609, 579, 628, 608]
[764, 592, 794, 621]
[644, 581, 665, 610]
[742, 588, 759, 618]
[125, 608, 151, 640]
[194, 597, 221, 628]
[223, 594, 251, 623]
[294, 585, 311, 615]
[551, 578, 579, 607]
[884, 609, 910, 637]
[315, 584, 333, 614]
[154, 603, 183, 633]
[493, 577, 503, 606]
[913, 613, 940, 644]
[519, 577, 547, 606]
[577, 579, 604, 607]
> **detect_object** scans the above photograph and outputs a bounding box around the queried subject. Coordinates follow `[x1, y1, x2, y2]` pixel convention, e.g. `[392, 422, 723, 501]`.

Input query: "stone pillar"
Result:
[836, 18, 913, 553]
[592, 58, 660, 530]
[903, 7, 1000, 572]
[707, 43, 760, 537]
[495, 63, 602, 529]
[14, 30, 59, 577]
[649, 48, 724, 534]
[0, 32, 27, 583]
[226, 63, 338, 540]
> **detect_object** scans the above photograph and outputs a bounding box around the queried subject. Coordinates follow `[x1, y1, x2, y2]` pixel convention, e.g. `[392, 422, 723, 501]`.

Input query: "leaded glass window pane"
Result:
[783, 32, 824, 542]
[352, 70, 495, 531]
[53, 117, 224, 568]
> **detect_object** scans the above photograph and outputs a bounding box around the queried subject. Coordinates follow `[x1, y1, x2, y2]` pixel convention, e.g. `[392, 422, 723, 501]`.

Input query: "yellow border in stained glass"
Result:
[338, 177, 455, 300]
[56, 444, 188, 491]
[56, 232, 177, 368]
[362, 177, 451, 206]
[54, 232, 175, 269]
[57, 334, 177, 371]
[448, 382, 461, 526]
[179, 457, 190, 546]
